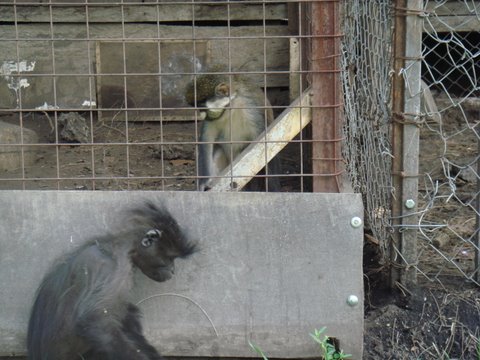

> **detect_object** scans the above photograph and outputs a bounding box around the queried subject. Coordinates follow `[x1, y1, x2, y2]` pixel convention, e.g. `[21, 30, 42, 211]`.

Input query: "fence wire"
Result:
[0, 1, 297, 192]
[343, 0, 480, 286]
[416, 0, 480, 285]
[342, 0, 394, 260]
[1, 0, 478, 286]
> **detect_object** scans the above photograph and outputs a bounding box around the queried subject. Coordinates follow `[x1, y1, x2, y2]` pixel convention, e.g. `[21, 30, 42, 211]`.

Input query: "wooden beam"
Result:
[423, 1, 480, 33]
[391, 0, 422, 288]
[0, 3, 287, 23]
[289, 37, 301, 103]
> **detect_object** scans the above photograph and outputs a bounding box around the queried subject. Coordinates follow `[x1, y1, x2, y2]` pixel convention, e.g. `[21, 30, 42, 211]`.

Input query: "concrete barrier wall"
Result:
[0, 191, 364, 358]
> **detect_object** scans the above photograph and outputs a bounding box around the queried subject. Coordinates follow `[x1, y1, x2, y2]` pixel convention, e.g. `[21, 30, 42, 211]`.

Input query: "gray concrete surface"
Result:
[0, 191, 364, 358]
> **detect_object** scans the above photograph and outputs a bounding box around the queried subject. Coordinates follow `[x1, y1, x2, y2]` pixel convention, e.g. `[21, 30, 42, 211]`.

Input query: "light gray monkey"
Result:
[185, 69, 281, 191]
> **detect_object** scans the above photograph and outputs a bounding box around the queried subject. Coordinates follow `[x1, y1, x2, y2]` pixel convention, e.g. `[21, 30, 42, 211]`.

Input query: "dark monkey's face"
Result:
[27, 201, 197, 360]
[129, 203, 198, 282]
[131, 229, 176, 282]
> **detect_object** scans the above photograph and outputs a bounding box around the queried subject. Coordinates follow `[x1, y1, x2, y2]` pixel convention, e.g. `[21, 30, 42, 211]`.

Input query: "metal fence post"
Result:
[310, 0, 343, 193]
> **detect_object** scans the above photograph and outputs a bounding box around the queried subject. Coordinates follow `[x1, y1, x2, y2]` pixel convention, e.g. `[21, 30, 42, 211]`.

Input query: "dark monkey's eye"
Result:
[141, 229, 162, 248]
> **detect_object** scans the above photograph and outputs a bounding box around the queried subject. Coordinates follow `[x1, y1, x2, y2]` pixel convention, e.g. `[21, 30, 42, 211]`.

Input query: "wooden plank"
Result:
[96, 40, 209, 122]
[424, 1, 480, 32]
[0, 190, 364, 359]
[425, 1, 480, 16]
[209, 89, 311, 191]
[289, 37, 301, 103]
[400, 0, 422, 286]
[310, 0, 343, 193]
[424, 16, 480, 33]
[391, 0, 422, 287]
[0, 3, 287, 23]
[0, 24, 289, 112]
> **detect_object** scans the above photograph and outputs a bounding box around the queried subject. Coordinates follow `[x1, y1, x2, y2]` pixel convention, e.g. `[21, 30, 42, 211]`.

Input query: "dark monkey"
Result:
[27, 202, 197, 360]
[185, 69, 281, 191]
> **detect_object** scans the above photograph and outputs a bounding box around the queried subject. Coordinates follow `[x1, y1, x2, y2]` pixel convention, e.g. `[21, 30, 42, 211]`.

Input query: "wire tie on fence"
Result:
[310, 52, 343, 61]
[311, 33, 345, 39]
[311, 157, 344, 161]
[311, 170, 346, 177]
[311, 102, 344, 109]
[395, 56, 424, 61]
[395, 6, 428, 17]
[310, 69, 343, 74]
[392, 112, 423, 127]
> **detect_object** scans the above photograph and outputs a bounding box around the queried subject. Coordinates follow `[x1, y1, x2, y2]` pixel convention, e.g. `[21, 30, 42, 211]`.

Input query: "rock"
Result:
[0, 121, 39, 171]
[58, 112, 89, 143]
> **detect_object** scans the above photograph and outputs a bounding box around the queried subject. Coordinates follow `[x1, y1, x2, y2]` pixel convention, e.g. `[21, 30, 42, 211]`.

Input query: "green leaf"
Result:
[248, 341, 269, 360]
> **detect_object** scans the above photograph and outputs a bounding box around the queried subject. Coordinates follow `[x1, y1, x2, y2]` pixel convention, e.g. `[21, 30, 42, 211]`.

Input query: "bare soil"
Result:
[363, 243, 480, 360]
[0, 110, 304, 192]
[362, 94, 480, 360]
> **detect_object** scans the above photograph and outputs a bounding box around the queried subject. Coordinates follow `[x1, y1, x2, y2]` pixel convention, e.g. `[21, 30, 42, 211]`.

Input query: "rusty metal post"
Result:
[310, 0, 343, 193]
[391, 0, 423, 288]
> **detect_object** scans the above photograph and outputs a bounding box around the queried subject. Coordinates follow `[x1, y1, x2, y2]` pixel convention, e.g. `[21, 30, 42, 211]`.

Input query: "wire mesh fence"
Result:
[341, 0, 394, 261]
[0, 0, 480, 358]
[0, 0, 315, 192]
[1, 0, 479, 284]
[417, 0, 480, 285]
[342, 0, 480, 287]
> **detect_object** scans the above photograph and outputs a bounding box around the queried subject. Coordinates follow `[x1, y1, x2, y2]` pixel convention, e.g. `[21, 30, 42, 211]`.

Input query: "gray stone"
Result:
[0, 121, 38, 171]
[58, 112, 89, 143]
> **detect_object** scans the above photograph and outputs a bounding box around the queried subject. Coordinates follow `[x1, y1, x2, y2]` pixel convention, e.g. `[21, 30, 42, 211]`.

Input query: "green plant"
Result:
[249, 327, 352, 360]
[248, 342, 269, 360]
[310, 327, 352, 360]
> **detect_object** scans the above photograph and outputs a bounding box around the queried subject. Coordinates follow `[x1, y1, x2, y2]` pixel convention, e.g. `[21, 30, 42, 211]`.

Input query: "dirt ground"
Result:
[0, 97, 479, 359]
[363, 245, 480, 359]
[0, 110, 305, 192]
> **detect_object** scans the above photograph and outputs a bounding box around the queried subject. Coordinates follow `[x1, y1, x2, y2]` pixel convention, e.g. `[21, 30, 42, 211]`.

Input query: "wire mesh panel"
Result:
[0, 0, 325, 192]
[417, 1, 480, 285]
[343, 0, 480, 287]
[342, 0, 394, 258]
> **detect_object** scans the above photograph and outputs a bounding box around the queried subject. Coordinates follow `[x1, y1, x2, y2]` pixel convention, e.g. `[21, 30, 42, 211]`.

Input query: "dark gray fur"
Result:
[27, 202, 197, 360]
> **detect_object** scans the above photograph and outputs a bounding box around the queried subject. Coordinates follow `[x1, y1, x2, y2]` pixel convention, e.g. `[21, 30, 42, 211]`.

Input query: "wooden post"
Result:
[310, 0, 343, 193]
[391, 0, 423, 288]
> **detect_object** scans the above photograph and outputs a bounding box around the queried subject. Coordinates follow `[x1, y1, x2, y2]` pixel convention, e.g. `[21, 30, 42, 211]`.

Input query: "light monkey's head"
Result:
[185, 71, 236, 120]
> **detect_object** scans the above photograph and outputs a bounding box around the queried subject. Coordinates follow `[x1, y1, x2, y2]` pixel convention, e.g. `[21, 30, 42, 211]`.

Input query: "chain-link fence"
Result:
[417, 0, 479, 285]
[342, 0, 479, 287]
[342, 0, 394, 262]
